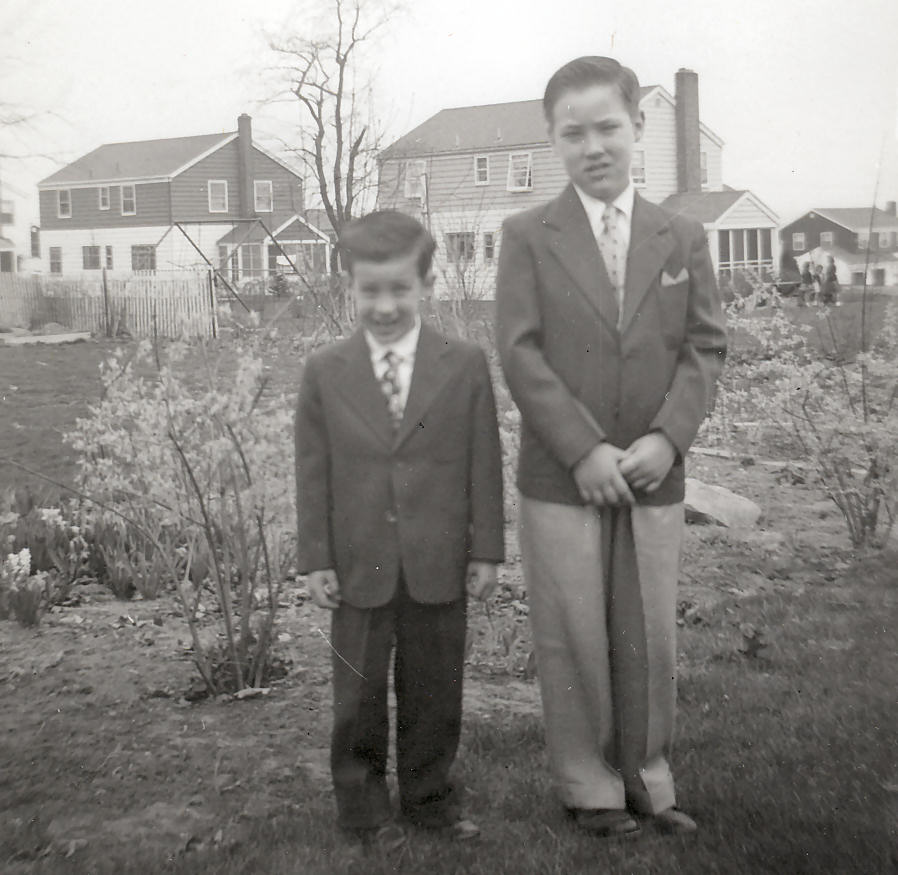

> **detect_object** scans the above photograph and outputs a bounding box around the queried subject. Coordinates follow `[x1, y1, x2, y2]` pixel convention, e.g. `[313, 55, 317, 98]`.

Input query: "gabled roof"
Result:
[39, 132, 236, 187]
[215, 212, 333, 246]
[805, 207, 898, 232]
[661, 189, 779, 226]
[661, 189, 744, 223]
[380, 84, 724, 158]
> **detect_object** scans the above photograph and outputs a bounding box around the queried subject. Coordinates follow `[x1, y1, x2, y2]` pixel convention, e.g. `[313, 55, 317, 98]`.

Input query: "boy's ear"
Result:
[422, 271, 436, 294]
[633, 109, 646, 142]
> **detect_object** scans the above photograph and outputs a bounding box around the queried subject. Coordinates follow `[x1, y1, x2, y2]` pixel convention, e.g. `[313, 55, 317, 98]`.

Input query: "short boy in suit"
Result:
[496, 57, 727, 838]
[295, 210, 504, 854]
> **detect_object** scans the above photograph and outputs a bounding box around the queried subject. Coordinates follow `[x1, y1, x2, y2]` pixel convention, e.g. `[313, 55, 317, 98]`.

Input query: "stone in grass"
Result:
[684, 478, 762, 528]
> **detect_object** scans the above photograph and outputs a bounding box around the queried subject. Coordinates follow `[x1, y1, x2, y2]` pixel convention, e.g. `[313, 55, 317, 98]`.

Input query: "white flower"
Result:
[38, 507, 66, 529]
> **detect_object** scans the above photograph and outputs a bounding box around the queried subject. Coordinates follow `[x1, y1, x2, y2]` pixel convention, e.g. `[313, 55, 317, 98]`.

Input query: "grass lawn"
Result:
[1, 316, 896, 873]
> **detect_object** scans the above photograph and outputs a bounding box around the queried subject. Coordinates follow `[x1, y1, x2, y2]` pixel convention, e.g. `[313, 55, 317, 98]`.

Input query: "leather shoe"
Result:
[569, 808, 641, 838]
[648, 807, 697, 834]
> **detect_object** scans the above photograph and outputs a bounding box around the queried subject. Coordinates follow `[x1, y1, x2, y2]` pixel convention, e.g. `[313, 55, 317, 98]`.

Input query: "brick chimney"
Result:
[885, 200, 897, 216]
[675, 68, 702, 194]
[237, 114, 254, 218]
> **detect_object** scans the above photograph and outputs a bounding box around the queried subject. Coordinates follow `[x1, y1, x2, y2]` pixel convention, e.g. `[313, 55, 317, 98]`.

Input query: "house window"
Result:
[131, 244, 156, 271]
[82, 245, 101, 270]
[98, 186, 110, 210]
[820, 231, 834, 247]
[791, 232, 806, 252]
[208, 180, 228, 213]
[57, 189, 72, 218]
[474, 155, 489, 185]
[241, 243, 263, 277]
[879, 231, 891, 249]
[121, 184, 136, 215]
[700, 151, 708, 186]
[507, 153, 533, 191]
[49, 246, 62, 274]
[404, 160, 426, 199]
[105, 245, 114, 269]
[484, 232, 496, 261]
[632, 150, 646, 185]
[254, 180, 273, 212]
[445, 232, 475, 263]
[858, 232, 869, 249]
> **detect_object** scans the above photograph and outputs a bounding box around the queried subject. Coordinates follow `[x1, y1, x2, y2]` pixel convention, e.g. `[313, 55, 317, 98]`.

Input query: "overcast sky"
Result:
[3, 0, 898, 230]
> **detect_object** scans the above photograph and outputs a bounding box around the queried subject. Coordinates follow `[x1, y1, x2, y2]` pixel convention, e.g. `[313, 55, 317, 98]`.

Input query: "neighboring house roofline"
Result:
[38, 130, 304, 191]
[808, 207, 898, 232]
[380, 142, 554, 162]
[272, 213, 330, 242]
[249, 142, 305, 181]
[718, 190, 779, 226]
[166, 132, 239, 177]
[380, 83, 726, 160]
[648, 85, 725, 148]
[37, 176, 173, 190]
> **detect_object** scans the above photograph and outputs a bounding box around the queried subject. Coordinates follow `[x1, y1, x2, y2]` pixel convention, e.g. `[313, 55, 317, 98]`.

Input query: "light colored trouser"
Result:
[520, 496, 683, 814]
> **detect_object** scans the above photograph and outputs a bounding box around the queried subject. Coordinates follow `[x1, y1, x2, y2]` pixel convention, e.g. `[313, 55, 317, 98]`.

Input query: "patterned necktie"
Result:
[379, 350, 404, 430]
[598, 204, 625, 323]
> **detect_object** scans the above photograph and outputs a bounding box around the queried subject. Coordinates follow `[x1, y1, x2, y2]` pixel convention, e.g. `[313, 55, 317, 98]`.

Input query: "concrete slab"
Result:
[0, 332, 92, 345]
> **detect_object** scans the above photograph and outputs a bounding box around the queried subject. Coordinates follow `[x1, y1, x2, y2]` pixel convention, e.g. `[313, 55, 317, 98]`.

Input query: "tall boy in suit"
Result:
[496, 57, 727, 838]
[295, 210, 504, 854]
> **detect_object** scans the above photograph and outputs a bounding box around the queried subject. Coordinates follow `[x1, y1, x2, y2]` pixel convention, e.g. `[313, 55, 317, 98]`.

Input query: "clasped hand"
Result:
[573, 432, 676, 507]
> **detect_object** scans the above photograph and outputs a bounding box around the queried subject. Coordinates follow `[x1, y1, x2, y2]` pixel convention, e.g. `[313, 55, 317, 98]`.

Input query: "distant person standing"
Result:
[779, 248, 801, 296]
[814, 264, 825, 302]
[799, 261, 814, 306]
[821, 255, 841, 306]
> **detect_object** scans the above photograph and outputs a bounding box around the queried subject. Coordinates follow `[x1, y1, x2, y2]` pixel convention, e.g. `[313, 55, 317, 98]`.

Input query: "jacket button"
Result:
[385, 510, 398, 524]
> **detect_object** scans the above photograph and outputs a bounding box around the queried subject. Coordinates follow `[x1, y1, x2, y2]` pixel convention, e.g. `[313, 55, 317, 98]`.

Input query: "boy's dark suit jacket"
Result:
[497, 184, 727, 507]
[295, 323, 504, 609]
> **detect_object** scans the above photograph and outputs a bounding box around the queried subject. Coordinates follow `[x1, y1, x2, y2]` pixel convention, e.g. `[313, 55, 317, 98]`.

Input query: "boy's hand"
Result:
[306, 569, 341, 610]
[466, 561, 498, 601]
[573, 442, 635, 506]
[618, 432, 677, 493]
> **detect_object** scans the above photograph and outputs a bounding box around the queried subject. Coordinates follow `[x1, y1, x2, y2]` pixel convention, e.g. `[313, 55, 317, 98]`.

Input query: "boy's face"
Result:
[350, 251, 431, 345]
[548, 83, 644, 202]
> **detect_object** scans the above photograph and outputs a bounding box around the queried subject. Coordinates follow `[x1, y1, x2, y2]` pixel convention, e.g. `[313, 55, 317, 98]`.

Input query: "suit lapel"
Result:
[621, 193, 676, 334]
[331, 330, 394, 449]
[545, 184, 620, 333]
[394, 323, 454, 449]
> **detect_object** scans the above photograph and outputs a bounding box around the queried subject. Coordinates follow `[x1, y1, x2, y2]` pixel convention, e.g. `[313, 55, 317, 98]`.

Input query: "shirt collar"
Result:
[573, 181, 636, 222]
[365, 316, 421, 362]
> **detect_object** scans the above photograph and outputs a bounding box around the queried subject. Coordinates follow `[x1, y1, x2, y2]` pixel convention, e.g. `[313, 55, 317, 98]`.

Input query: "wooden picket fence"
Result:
[0, 270, 218, 339]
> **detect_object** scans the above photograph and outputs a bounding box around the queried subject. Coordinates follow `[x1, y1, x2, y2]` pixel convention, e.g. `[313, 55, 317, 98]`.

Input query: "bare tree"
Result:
[265, 0, 401, 272]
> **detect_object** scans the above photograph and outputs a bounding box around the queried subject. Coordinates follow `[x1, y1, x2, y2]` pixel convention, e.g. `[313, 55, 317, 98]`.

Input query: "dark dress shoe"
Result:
[569, 808, 641, 838]
[649, 807, 697, 834]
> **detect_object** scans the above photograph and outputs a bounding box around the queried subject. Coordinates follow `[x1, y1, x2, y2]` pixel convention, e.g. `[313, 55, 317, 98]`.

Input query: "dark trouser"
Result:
[329, 578, 466, 830]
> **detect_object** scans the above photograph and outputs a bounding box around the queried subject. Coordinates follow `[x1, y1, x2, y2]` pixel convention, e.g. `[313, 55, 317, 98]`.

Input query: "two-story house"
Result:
[37, 115, 333, 281]
[780, 204, 898, 287]
[376, 69, 779, 298]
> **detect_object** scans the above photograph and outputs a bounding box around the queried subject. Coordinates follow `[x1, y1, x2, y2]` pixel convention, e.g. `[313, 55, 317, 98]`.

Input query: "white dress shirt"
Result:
[574, 182, 636, 292]
[364, 317, 421, 412]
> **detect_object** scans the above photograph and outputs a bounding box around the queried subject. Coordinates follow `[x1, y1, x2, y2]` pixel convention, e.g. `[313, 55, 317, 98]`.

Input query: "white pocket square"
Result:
[661, 268, 689, 286]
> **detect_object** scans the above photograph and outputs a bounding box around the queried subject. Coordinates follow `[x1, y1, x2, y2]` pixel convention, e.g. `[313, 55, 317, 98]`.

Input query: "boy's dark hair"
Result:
[543, 56, 642, 126]
[339, 210, 436, 279]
